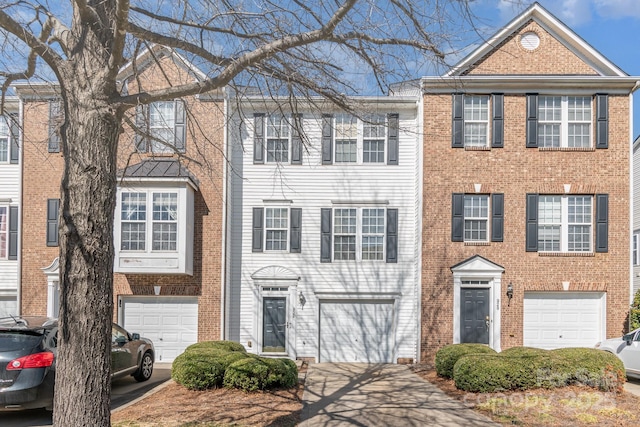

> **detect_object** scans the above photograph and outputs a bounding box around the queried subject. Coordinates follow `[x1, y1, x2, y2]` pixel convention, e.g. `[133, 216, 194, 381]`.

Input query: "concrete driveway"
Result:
[301, 363, 499, 427]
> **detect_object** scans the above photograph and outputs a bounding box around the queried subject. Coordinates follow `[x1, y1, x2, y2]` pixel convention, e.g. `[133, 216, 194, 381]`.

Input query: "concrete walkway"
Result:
[300, 363, 499, 427]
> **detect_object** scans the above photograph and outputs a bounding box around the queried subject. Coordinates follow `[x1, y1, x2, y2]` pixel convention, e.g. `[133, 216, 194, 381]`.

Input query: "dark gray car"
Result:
[0, 316, 154, 411]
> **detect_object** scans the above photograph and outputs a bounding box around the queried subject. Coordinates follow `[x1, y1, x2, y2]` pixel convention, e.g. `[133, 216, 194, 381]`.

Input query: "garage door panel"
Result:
[319, 300, 394, 363]
[122, 297, 198, 363]
[524, 292, 603, 349]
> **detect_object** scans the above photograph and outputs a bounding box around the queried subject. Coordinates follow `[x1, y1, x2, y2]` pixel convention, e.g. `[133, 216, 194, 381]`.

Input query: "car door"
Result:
[111, 324, 135, 375]
[620, 330, 640, 375]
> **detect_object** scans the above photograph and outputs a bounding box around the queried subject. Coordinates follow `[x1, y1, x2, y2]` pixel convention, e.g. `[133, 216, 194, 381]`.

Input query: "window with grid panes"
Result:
[120, 193, 147, 251]
[463, 96, 489, 147]
[149, 102, 176, 153]
[538, 96, 591, 148]
[464, 195, 489, 241]
[265, 208, 288, 251]
[0, 116, 8, 163]
[266, 115, 290, 162]
[333, 208, 357, 260]
[152, 193, 178, 251]
[335, 114, 357, 163]
[538, 195, 592, 252]
[362, 208, 385, 260]
[363, 115, 385, 163]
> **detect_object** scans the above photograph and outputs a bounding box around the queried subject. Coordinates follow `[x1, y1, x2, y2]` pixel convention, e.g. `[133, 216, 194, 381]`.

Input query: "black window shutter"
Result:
[290, 208, 302, 253]
[595, 194, 608, 253]
[253, 113, 265, 164]
[46, 199, 60, 247]
[134, 105, 148, 152]
[48, 101, 61, 153]
[452, 94, 464, 148]
[9, 113, 19, 164]
[321, 114, 333, 165]
[291, 114, 303, 165]
[174, 100, 186, 153]
[492, 94, 504, 148]
[386, 208, 398, 263]
[451, 193, 464, 242]
[320, 208, 332, 262]
[252, 207, 264, 252]
[387, 113, 399, 165]
[596, 94, 608, 149]
[526, 94, 538, 148]
[8, 206, 18, 260]
[491, 193, 504, 242]
[526, 193, 539, 252]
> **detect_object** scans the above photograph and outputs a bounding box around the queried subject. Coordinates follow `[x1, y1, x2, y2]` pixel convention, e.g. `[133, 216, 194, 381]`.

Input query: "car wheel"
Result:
[134, 351, 154, 382]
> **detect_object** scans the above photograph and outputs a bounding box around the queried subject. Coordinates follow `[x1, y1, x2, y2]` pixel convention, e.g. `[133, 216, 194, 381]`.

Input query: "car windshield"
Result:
[0, 331, 44, 352]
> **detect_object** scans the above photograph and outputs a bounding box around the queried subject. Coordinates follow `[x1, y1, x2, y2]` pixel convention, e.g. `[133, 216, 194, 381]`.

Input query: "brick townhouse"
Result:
[417, 2, 638, 360]
[15, 45, 225, 363]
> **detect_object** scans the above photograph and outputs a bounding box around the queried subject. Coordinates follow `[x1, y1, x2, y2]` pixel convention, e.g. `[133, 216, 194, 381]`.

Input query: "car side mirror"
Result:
[132, 333, 140, 340]
[623, 334, 633, 345]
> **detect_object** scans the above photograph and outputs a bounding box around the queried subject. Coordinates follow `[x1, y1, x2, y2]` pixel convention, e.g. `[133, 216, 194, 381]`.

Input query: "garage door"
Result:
[120, 296, 198, 363]
[319, 300, 394, 363]
[0, 296, 17, 317]
[523, 292, 604, 349]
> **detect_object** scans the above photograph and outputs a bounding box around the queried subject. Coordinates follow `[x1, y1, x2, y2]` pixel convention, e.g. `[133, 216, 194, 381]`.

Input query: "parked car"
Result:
[0, 316, 154, 411]
[596, 328, 640, 379]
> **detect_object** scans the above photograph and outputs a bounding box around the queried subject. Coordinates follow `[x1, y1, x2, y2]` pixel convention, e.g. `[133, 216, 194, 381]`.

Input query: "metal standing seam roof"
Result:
[117, 159, 200, 188]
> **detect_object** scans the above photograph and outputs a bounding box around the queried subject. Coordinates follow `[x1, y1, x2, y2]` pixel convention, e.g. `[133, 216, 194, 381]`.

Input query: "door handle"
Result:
[485, 316, 490, 329]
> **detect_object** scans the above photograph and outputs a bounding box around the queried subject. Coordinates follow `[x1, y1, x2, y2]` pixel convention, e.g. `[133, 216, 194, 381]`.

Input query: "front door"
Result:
[461, 288, 490, 344]
[263, 297, 286, 353]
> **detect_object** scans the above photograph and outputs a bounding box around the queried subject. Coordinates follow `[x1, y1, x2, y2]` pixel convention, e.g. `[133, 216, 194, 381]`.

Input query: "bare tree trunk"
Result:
[52, 86, 121, 426]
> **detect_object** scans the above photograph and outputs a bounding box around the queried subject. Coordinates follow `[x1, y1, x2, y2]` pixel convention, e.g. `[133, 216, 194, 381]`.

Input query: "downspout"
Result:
[17, 98, 23, 315]
[415, 85, 424, 363]
[220, 89, 229, 340]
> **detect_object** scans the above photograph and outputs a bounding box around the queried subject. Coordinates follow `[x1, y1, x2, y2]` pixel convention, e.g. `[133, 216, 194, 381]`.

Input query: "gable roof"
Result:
[447, 2, 627, 78]
[118, 44, 208, 83]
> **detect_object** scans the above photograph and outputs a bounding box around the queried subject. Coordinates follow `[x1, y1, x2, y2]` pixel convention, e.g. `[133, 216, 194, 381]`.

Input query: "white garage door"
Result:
[523, 292, 604, 349]
[120, 296, 198, 363]
[0, 296, 17, 317]
[319, 300, 394, 363]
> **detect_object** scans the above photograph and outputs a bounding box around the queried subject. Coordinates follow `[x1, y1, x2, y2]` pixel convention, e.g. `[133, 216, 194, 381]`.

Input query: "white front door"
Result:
[119, 296, 198, 363]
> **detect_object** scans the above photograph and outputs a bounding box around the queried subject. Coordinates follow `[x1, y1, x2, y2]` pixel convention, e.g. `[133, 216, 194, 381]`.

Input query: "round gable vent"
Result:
[520, 32, 540, 50]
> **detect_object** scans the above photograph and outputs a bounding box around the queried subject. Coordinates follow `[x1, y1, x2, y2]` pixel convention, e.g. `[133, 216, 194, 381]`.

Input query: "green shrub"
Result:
[631, 289, 640, 331]
[223, 356, 298, 391]
[184, 340, 247, 354]
[172, 351, 226, 390]
[452, 346, 626, 393]
[435, 344, 497, 379]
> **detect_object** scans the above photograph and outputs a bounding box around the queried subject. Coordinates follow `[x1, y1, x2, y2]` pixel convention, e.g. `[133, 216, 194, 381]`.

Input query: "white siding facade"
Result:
[0, 101, 20, 316]
[226, 97, 421, 363]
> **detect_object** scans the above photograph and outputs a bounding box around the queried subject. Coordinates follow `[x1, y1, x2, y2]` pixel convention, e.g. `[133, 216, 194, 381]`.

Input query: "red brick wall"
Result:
[20, 52, 225, 341]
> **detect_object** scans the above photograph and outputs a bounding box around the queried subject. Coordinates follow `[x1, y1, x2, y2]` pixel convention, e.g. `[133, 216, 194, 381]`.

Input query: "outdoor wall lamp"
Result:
[506, 283, 514, 306]
[298, 291, 306, 308]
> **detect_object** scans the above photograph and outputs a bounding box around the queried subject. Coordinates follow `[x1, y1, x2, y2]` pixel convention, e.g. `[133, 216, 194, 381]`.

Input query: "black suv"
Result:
[0, 316, 154, 411]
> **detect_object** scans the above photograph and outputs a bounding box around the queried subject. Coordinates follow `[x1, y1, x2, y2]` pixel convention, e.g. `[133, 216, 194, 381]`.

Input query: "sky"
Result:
[468, 0, 640, 137]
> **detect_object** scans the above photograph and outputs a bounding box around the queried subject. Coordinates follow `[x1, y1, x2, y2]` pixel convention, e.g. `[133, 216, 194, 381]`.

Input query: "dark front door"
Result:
[263, 297, 286, 353]
[461, 288, 490, 344]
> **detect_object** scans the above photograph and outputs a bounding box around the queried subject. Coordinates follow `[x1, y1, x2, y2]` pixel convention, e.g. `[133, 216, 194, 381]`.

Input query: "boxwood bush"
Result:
[435, 343, 497, 379]
[452, 346, 625, 393]
[172, 340, 297, 392]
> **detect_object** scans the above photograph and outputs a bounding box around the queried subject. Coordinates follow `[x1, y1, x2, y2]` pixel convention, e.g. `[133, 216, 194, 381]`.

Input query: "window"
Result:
[452, 94, 503, 149]
[452, 193, 503, 243]
[463, 195, 489, 242]
[537, 195, 592, 252]
[463, 96, 489, 147]
[538, 96, 591, 148]
[252, 207, 301, 253]
[335, 114, 358, 163]
[265, 208, 289, 251]
[633, 233, 639, 266]
[120, 191, 178, 252]
[321, 207, 397, 262]
[135, 100, 186, 153]
[322, 113, 398, 165]
[0, 206, 6, 259]
[0, 116, 8, 162]
[48, 101, 63, 153]
[266, 115, 290, 163]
